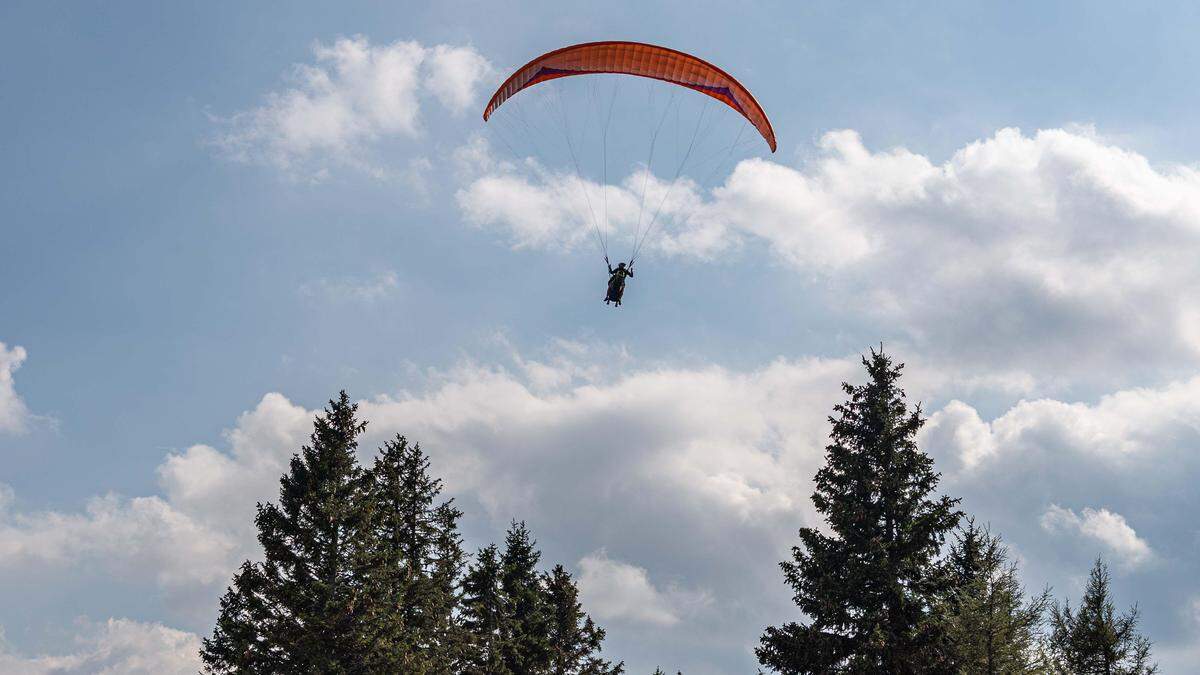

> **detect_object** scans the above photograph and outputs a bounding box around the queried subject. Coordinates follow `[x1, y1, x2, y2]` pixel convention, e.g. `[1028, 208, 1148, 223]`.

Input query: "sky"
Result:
[3, 0, 1200, 672]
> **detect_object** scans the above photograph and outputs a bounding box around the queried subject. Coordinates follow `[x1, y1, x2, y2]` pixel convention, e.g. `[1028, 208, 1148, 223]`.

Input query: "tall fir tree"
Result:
[201, 392, 372, 673]
[1047, 558, 1157, 674]
[544, 564, 624, 675]
[429, 500, 470, 668]
[500, 521, 554, 673]
[358, 435, 468, 673]
[938, 519, 1049, 674]
[463, 543, 510, 674]
[757, 349, 962, 674]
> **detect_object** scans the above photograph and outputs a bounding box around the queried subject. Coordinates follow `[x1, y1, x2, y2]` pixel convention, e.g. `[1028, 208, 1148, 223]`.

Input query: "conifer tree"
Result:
[201, 392, 371, 673]
[500, 521, 554, 673]
[463, 544, 510, 674]
[359, 435, 467, 673]
[757, 349, 961, 674]
[938, 519, 1048, 673]
[201, 391, 623, 673]
[544, 564, 624, 674]
[429, 500, 470, 669]
[1047, 558, 1157, 674]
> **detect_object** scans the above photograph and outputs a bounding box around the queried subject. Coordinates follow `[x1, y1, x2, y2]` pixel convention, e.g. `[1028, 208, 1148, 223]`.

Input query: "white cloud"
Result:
[456, 150, 739, 259]
[0, 618, 202, 675]
[424, 44, 495, 113]
[156, 392, 313, 541]
[0, 342, 30, 434]
[1041, 505, 1154, 568]
[0, 490, 237, 588]
[0, 393, 313, 595]
[577, 550, 710, 626]
[923, 374, 1200, 470]
[461, 127, 1200, 379]
[212, 36, 494, 179]
[355, 348, 857, 526]
[920, 400, 998, 469]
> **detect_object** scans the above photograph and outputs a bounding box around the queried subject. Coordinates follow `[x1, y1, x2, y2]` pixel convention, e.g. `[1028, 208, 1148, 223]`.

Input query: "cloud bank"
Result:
[0, 618, 202, 675]
[460, 127, 1200, 382]
[5, 340, 1199, 668]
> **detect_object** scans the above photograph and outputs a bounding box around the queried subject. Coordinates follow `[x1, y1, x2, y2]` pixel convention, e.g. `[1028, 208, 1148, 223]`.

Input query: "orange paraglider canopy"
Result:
[483, 41, 776, 152]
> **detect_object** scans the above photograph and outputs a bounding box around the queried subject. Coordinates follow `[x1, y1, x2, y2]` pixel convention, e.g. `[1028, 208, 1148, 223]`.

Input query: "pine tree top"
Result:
[1050, 557, 1158, 674]
[759, 348, 962, 673]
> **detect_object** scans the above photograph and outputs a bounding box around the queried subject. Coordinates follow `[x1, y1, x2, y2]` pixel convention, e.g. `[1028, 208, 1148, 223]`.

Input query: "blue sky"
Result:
[3, 1, 1200, 672]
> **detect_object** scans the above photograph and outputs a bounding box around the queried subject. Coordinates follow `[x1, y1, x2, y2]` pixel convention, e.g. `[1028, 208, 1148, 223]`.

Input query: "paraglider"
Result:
[481, 41, 776, 308]
[604, 257, 633, 306]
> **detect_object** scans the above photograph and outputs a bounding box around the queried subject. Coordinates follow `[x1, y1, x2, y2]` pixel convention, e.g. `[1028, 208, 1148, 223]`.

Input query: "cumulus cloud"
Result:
[424, 45, 495, 112]
[0, 618, 202, 675]
[578, 550, 711, 626]
[0, 342, 30, 434]
[156, 392, 313, 541]
[917, 374, 1200, 657]
[923, 375, 1200, 470]
[0, 490, 237, 588]
[456, 149, 741, 259]
[1041, 505, 1154, 568]
[355, 348, 857, 526]
[6, 341, 1199, 670]
[212, 36, 494, 179]
[0, 392, 314, 598]
[461, 127, 1200, 380]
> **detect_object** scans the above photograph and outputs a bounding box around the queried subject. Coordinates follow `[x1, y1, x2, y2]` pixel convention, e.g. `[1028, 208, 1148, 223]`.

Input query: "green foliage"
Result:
[938, 519, 1049, 674]
[500, 521, 553, 672]
[357, 435, 468, 673]
[545, 564, 623, 674]
[201, 391, 372, 673]
[1047, 558, 1157, 675]
[758, 349, 962, 674]
[202, 391, 616, 674]
[461, 523, 620, 675]
[462, 543, 511, 674]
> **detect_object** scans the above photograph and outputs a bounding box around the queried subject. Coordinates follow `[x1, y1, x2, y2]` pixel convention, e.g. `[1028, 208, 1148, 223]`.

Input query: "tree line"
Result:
[201, 393, 620, 674]
[201, 351, 1157, 674]
[756, 350, 1157, 674]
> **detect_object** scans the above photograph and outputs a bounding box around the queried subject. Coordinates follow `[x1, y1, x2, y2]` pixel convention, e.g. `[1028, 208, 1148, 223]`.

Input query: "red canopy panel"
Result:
[483, 41, 777, 153]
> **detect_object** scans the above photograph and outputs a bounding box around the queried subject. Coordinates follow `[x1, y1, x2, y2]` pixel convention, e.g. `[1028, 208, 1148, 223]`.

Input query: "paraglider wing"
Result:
[483, 41, 777, 152]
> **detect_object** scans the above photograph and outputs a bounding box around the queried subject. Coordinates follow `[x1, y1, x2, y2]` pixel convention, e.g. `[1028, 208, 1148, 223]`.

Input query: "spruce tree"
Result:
[757, 349, 961, 674]
[201, 392, 371, 673]
[938, 519, 1048, 673]
[544, 564, 624, 674]
[463, 544, 510, 674]
[358, 435, 467, 673]
[429, 500, 470, 669]
[201, 392, 624, 673]
[500, 521, 554, 673]
[1047, 558, 1157, 674]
